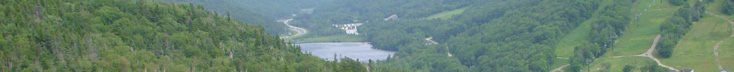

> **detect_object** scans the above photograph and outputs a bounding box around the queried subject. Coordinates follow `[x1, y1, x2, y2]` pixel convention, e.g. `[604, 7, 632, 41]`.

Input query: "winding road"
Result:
[279, 19, 308, 39]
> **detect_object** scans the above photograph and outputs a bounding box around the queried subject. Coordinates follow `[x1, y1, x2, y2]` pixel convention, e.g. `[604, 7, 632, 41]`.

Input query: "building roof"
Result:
[384, 14, 398, 21]
[681, 69, 693, 72]
[721, 69, 730, 72]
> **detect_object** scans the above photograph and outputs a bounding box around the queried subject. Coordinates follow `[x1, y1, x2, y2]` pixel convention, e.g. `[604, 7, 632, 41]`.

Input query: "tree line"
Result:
[657, 1, 705, 58]
[356, 0, 603, 71]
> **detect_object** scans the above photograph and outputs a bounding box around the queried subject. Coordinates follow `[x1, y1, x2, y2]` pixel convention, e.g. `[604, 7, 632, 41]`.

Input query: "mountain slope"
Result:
[0, 0, 366, 71]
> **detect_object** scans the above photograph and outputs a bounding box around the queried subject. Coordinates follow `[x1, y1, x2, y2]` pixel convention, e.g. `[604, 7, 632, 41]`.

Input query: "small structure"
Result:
[384, 14, 399, 21]
[425, 37, 438, 45]
[721, 69, 730, 72]
[680, 69, 694, 72]
[333, 23, 364, 35]
[300, 8, 314, 14]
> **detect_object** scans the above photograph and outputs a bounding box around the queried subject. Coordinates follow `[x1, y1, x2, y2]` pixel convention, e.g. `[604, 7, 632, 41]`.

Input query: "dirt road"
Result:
[611, 35, 677, 70]
[706, 12, 734, 70]
[550, 64, 570, 72]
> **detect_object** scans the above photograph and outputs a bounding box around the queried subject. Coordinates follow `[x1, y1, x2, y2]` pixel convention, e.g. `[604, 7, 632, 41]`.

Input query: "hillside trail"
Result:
[706, 12, 734, 70]
[550, 64, 570, 72]
[638, 35, 677, 70]
[279, 19, 308, 39]
[612, 35, 677, 70]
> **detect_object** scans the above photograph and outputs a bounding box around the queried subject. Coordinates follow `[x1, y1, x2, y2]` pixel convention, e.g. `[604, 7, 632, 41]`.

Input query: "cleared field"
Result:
[720, 39, 734, 70]
[555, 19, 594, 58]
[584, 0, 681, 71]
[605, 0, 678, 56]
[658, 14, 731, 72]
[423, 7, 468, 20]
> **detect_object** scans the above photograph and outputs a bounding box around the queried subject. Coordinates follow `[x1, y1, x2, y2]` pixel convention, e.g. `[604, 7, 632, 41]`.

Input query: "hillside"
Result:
[2, 0, 731, 71]
[158, 0, 289, 34]
[0, 0, 369, 71]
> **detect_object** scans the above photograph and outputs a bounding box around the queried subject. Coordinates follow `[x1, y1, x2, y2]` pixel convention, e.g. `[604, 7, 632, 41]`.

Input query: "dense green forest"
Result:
[0, 0, 373, 71]
[156, 0, 282, 34]
[1, 0, 716, 71]
[724, 0, 734, 15]
[159, 0, 333, 34]
[357, 0, 602, 71]
[161, 0, 333, 19]
[291, 0, 477, 37]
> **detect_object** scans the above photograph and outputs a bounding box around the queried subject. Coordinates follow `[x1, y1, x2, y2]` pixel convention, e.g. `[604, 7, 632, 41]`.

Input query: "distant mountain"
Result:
[160, 0, 335, 34]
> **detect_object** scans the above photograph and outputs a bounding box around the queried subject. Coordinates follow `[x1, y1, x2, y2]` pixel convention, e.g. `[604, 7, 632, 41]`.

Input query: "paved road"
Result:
[279, 19, 308, 39]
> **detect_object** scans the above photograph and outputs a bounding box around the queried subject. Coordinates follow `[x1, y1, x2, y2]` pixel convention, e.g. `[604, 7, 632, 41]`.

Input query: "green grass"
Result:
[550, 58, 570, 70]
[720, 38, 734, 70]
[605, 0, 679, 56]
[587, 56, 658, 72]
[554, 0, 618, 59]
[292, 34, 364, 43]
[582, 0, 683, 71]
[585, 0, 734, 71]
[423, 7, 469, 20]
[555, 18, 594, 58]
[710, 1, 734, 70]
[655, 0, 734, 71]
[658, 14, 731, 72]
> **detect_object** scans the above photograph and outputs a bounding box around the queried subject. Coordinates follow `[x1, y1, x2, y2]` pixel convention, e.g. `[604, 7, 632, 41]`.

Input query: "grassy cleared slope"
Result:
[423, 7, 469, 20]
[582, 0, 681, 71]
[658, 13, 731, 72]
[656, 0, 734, 71]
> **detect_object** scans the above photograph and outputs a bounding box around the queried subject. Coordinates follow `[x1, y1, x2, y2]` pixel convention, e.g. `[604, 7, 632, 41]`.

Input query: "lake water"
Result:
[297, 42, 395, 62]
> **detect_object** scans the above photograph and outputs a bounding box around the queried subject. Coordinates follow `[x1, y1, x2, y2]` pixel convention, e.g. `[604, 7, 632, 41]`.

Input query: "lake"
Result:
[297, 42, 395, 62]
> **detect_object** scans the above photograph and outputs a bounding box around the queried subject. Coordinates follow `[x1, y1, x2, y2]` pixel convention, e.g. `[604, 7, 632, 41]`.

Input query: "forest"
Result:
[357, 0, 601, 71]
[1, 0, 724, 71]
[0, 0, 373, 71]
[158, 0, 334, 34]
[290, 0, 478, 37]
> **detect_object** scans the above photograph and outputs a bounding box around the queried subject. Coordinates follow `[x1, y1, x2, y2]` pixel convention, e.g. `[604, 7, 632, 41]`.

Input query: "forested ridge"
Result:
[0, 0, 371, 71]
[0, 0, 720, 71]
[157, 0, 286, 34]
[159, 0, 335, 34]
[292, 0, 477, 37]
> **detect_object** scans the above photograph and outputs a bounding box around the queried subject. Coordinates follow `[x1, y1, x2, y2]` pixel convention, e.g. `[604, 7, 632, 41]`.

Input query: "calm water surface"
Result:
[297, 42, 395, 61]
